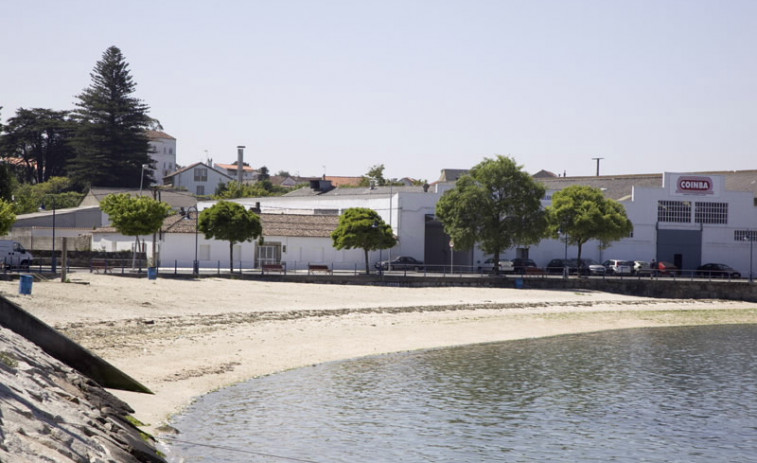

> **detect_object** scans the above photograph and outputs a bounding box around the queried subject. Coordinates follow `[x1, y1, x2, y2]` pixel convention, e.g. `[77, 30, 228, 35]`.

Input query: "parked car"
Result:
[580, 259, 607, 275]
[652, 261, 679, 276]
[512, 258, 541, 274]
[602, 259, 633, 275]
[546, 258, 604, 275]
[633, 260, 653, 276]
[546, 258, 573, 274]
[375, 256, 424, 271]
[696, 263, 741, 279]
[478, 258, 514, 273]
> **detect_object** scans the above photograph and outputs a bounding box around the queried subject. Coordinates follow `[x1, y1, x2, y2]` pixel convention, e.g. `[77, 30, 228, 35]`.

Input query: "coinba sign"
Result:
[676, 176, 714, 195]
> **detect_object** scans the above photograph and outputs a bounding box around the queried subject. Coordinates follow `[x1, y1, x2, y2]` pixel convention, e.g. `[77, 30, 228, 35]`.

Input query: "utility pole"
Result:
[592, 157, 604, 176]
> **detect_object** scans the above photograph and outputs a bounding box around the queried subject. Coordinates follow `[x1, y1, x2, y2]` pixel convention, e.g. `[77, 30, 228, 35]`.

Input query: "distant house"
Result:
[269, 175, 313, 188]
[146, 130, 177, 183]
[163, 162, 232, 196]
[324, 176, 364, 187]
[213, 163, 256, 182]
[435, 169, 469, 182]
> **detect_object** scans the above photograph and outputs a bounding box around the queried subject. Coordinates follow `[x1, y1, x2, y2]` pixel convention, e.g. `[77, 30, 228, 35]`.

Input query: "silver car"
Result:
[603, 259, 633, 275]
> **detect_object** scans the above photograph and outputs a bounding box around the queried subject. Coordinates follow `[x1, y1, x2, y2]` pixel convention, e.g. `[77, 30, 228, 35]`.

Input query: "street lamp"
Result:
[181, 206, 200, 277]
[40, 196, 57, 273]
[746, 230, 754, 283]
[139, 163, 149, 196]
[559, 227, 569, 279]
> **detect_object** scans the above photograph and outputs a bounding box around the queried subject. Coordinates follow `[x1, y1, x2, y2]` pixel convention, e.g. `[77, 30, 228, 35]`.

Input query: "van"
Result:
[0, 240, 33, 269]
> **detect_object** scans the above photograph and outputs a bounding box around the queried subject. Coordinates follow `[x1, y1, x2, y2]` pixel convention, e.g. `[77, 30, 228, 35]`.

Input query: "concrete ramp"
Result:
[0, 293, 152, 394]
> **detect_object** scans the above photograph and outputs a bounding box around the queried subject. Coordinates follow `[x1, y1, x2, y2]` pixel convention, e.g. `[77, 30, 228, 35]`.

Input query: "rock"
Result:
[0, 327, 166, 463]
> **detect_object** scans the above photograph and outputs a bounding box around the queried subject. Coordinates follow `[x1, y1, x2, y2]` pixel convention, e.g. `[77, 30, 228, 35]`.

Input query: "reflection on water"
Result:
[167, 325, 757, 462]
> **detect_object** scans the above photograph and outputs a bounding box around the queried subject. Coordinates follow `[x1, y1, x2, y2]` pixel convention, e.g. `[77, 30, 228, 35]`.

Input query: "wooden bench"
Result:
[90, 259, 111, 274]
[262, 263, 286, 274]
[308, 264, 332, 275]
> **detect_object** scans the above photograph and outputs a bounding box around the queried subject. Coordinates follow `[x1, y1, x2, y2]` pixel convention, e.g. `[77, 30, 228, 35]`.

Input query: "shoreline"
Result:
[2, 274, 756, 436]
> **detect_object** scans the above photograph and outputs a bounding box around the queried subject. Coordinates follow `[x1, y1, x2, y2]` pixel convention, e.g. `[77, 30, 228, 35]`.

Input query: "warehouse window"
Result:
[695, 202, 728, 224]
[734, 230, 757, 242]
[657, 201, 691, 223]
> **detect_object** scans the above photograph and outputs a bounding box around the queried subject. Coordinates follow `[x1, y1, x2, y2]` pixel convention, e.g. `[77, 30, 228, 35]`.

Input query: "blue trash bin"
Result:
[147, 267, 157, 280]
[515, 278, 524, 289]
[19, 274, 33, 295]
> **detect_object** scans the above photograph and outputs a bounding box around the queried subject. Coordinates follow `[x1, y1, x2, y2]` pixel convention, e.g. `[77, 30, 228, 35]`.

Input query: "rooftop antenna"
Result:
[592, 157, 604, 176]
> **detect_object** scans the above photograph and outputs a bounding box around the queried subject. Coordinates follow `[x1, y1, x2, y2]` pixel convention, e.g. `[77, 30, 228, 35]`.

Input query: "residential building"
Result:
[163, 162, 233, 196]
[146, 130, 177, 183]
[213, 163, 256, 182]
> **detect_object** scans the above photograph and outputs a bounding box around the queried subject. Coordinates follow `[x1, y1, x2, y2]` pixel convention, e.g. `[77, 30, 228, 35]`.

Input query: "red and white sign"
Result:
[675, 176, 714, 195]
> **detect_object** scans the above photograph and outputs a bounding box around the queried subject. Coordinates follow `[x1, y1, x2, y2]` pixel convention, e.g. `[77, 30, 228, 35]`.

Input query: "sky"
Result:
[2, 0, 756, 182]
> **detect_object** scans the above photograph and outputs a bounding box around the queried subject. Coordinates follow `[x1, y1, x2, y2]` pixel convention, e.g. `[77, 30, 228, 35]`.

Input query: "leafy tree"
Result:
[0, 199, 15, 236]
[11, 177, 82, 214]
[276, 170, 291, 177]
[257, 166, 270, 182]
[0, 108, 75, 184]
[0, 164, 16, 201]
[357, 164, 389, 187]
[198, 200, 262, 273]
[435, 156, 547, 273]
[68, 46, 155, 188]
[100, 193, 172, 265]
[214, 180, 288, 199]
[331, 207, 397, 275]
[546, 185, 633, 266]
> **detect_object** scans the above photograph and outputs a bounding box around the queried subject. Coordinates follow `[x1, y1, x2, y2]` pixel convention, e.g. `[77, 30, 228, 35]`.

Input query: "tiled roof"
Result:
[164, 162, 233, 180]
[95, 213, 340, 238]
[81, 187, 198, 209]
[215, 163, 256, 172]
[146, 130, 175, 140]
[537, 170, 757, 201]
[324, 176, 364, 187]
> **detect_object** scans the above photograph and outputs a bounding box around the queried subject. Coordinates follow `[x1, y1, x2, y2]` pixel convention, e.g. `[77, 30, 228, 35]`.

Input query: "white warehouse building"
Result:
[88, 169, 757, 277]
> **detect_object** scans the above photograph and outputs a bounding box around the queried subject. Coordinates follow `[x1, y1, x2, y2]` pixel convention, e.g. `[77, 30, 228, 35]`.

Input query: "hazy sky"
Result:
[2, 0, 755, 181]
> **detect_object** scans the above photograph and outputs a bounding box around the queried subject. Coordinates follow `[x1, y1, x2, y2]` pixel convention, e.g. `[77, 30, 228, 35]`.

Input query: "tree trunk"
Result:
[229, 242, 234, 274]
[364, 248, 370, 275]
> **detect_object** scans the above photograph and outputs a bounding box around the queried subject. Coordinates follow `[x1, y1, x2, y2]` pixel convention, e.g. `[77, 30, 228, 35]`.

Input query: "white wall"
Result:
[148, 136, 177, 182]
[172, 165, 231, 196]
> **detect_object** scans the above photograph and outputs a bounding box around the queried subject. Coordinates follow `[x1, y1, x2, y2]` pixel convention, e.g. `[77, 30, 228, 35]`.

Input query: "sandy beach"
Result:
[2, 273, 756, 436]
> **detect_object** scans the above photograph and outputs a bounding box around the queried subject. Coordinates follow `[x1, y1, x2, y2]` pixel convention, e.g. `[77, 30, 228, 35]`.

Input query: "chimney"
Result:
[236, 146, 245, 183]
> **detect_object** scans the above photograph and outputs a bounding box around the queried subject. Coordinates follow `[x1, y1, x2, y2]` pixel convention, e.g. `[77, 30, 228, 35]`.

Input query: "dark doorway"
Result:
[656, 229, 702, 273]
[424, 215, 472, 272]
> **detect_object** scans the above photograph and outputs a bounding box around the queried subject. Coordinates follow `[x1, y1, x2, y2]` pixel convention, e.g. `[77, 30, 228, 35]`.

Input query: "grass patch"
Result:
[0, 351, 18, 368]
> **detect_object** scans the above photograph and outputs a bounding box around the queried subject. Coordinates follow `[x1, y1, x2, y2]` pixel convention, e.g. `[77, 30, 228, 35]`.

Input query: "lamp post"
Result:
[747, 230, 754, 283]
[40, 196, 57, 273]
[388, 182, 393, 272]
[51, 198, 56, 273]
[139, 163, 149, 196]
[181, 206, 200, 277]
[559, 227, 568, 279]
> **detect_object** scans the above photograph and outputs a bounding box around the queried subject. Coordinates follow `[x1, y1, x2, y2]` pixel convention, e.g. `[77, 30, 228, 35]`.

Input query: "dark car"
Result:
[546, 258, 583, 274]
[375, 256, 424, 271]
[512, 258, 541, 274]
[696, 263, 741, 279]
[546, 258, 572, 274]
[546, 258, 604, 275]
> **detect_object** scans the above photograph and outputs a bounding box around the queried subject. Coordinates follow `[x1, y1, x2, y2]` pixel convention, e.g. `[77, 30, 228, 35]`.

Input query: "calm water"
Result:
[165, 325, 757, 463]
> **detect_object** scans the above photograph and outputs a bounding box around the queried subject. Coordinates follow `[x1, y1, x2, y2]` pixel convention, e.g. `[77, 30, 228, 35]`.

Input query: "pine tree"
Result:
[68, 46, 154, 188]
